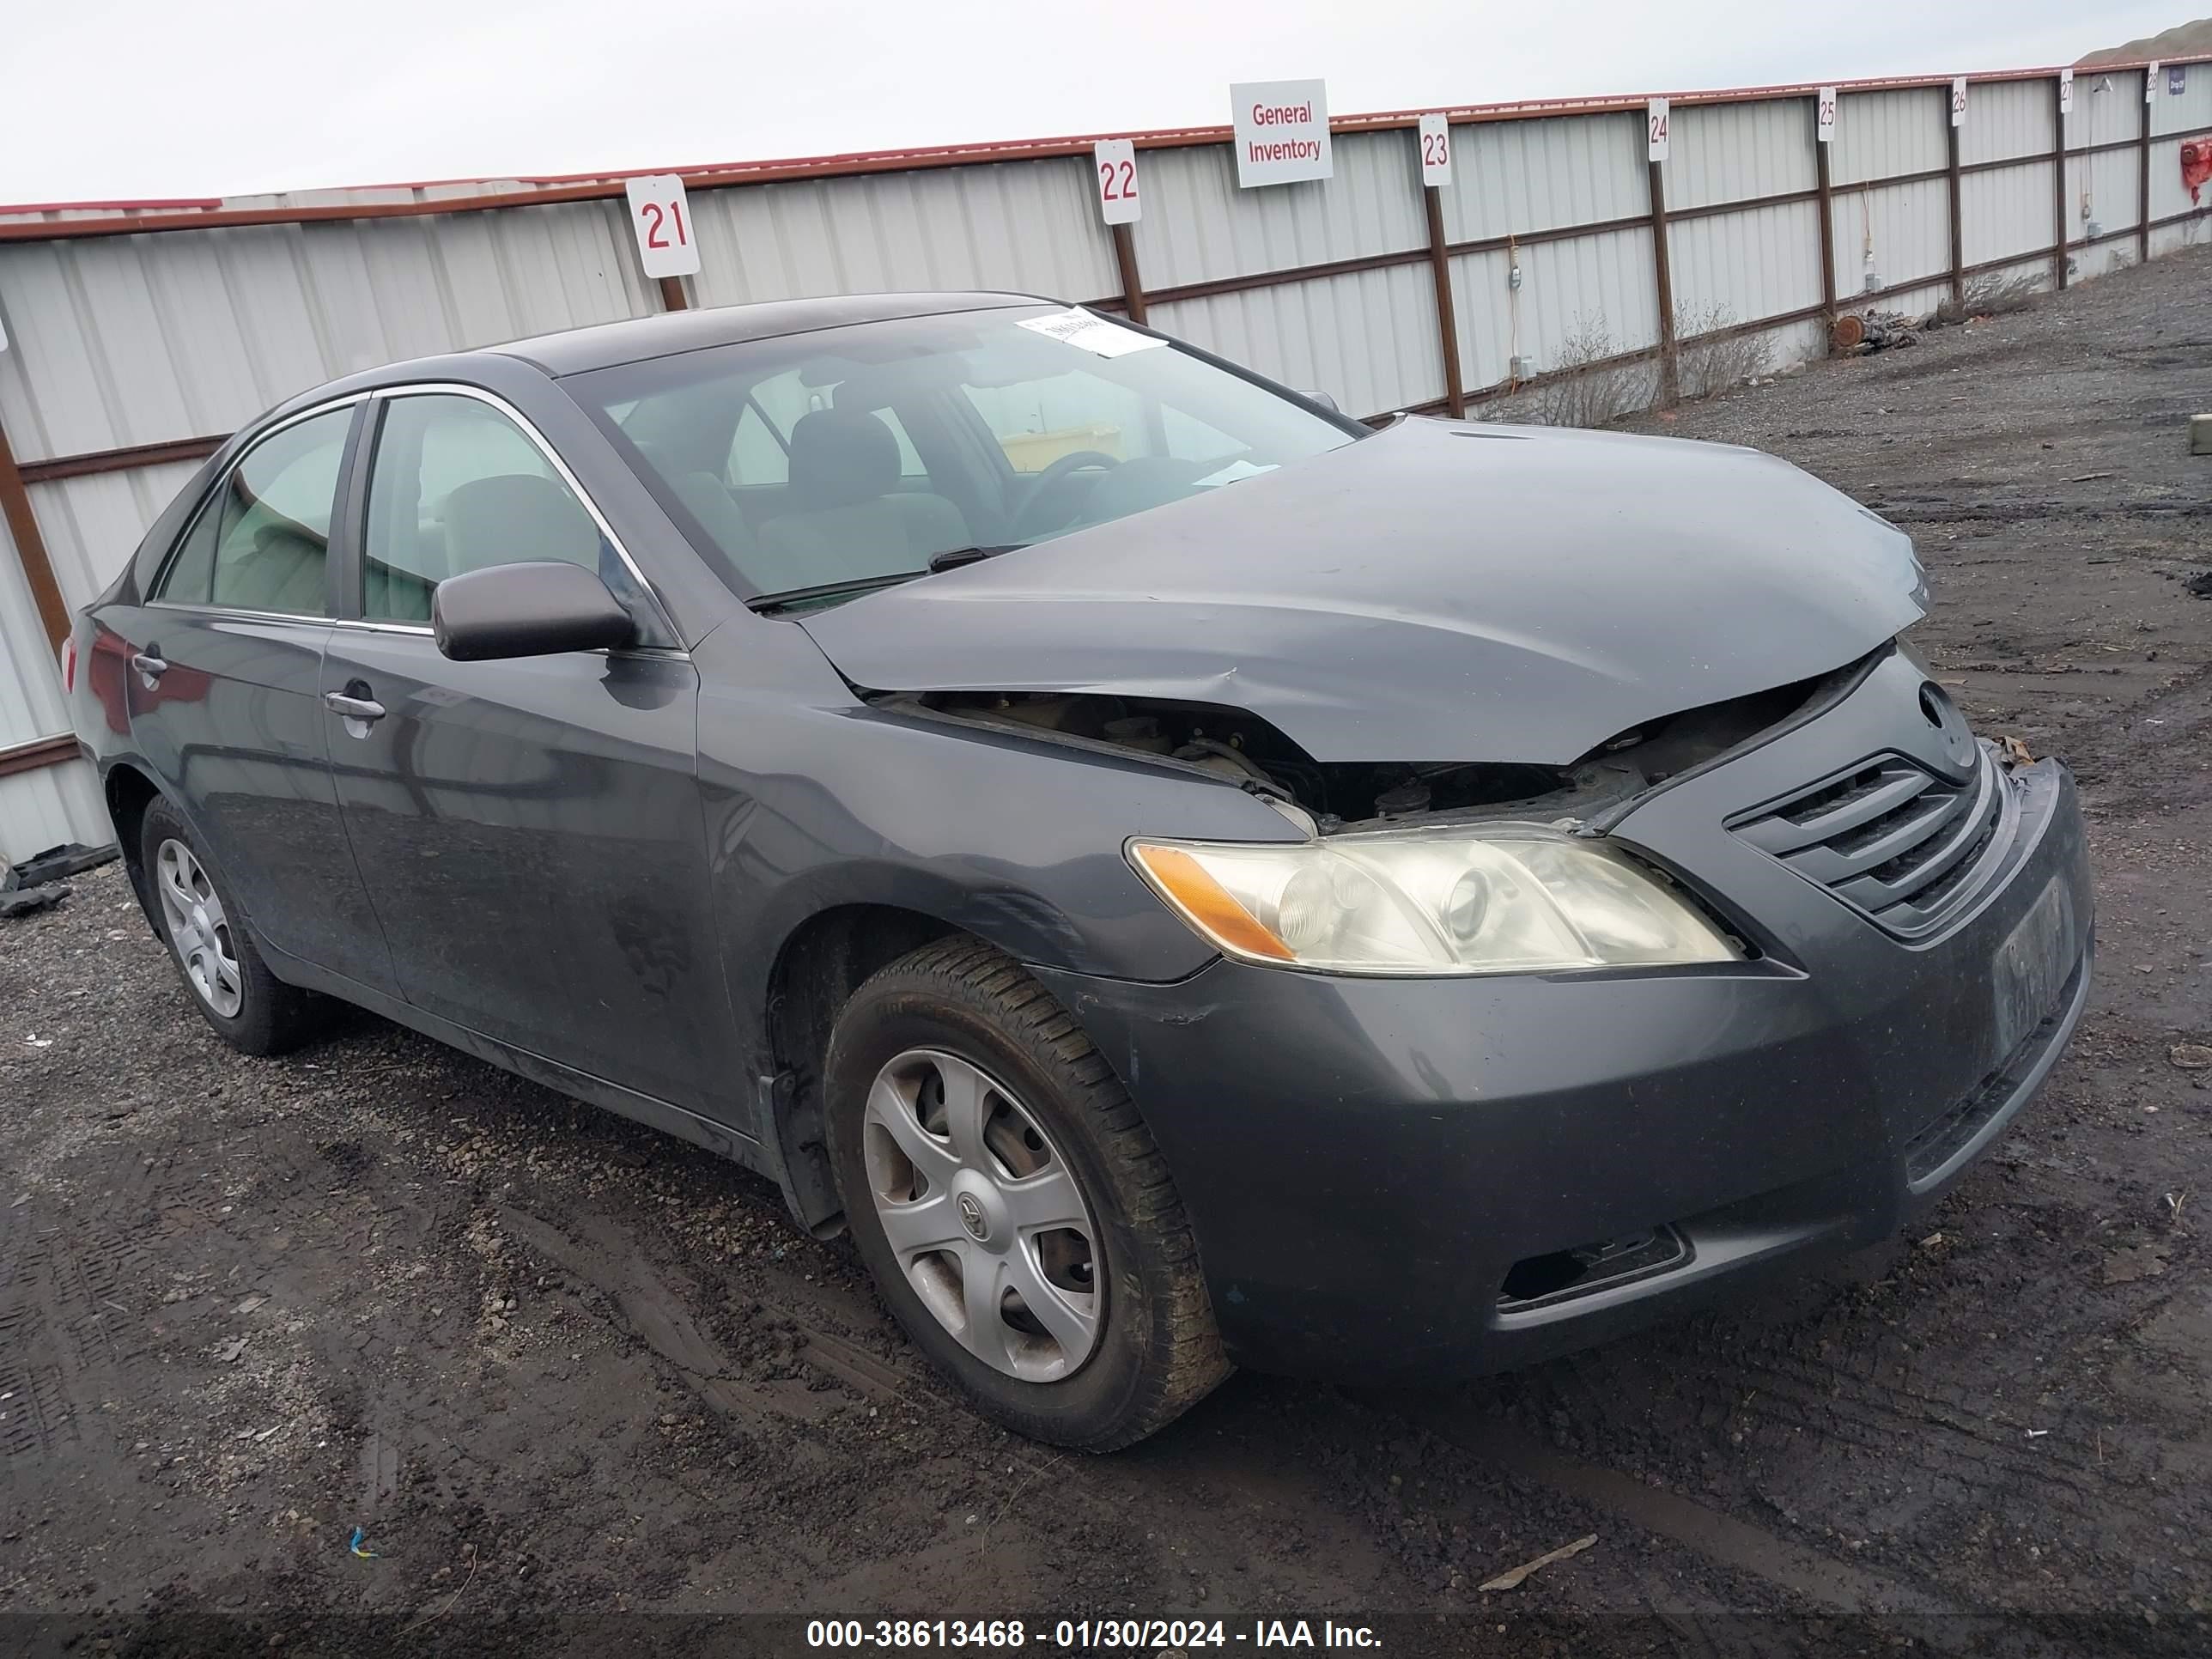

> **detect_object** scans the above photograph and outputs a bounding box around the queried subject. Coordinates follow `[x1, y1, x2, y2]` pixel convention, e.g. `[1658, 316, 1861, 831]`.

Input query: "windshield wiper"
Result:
[927, 544, 1022, 573]
[747, 571, 923, 614]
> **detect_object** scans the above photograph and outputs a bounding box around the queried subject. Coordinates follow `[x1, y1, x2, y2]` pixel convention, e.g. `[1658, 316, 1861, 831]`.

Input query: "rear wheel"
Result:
[824, 937, 1229, 1449]
[141, 797, 324, 1055]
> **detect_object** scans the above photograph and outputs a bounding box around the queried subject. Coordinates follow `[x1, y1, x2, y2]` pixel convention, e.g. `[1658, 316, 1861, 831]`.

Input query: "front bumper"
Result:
[1033, 660, 2094, 1381]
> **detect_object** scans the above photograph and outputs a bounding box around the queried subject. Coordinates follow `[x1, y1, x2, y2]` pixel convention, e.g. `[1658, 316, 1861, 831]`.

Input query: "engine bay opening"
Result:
[874, 655, 1857, 831]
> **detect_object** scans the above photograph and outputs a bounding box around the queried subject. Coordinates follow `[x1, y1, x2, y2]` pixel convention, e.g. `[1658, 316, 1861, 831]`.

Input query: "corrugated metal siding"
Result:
[1447, 226, 1659, 388]
[1133, 131, 1427, 289]
[1150, 264, 1443, 416]
[1962, 160, 2057, 265]
[1436, 113, 1647, 241]
[1830, 179, 1951, 295]
[1667, 99, 1817, 212]
[0, 501, 109, 858]
[2065, 150, 2142, 248]
[2068, 76, 2148, 149]
[1668, 200, 1822, 323]
[2151, 64, 2212, 136]
[29, 460, 206, 602]
[0, 763, 106, 863]
[0, 204, 653, 464]
[688, 158, 1116, 307]
[1831, 88, 1948, 187]
[1960, 79, 2054, 167]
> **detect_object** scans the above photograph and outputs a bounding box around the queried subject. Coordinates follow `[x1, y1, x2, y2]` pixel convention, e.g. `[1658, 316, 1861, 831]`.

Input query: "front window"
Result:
[568, 305, 1358, 605]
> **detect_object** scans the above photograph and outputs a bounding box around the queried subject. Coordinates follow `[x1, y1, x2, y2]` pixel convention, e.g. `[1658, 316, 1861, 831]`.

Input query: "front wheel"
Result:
[823, 938, 1229, 1449]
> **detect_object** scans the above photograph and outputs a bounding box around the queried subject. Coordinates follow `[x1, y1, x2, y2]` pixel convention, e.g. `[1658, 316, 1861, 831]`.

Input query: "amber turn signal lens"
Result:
[1129, 843, 1296, 962]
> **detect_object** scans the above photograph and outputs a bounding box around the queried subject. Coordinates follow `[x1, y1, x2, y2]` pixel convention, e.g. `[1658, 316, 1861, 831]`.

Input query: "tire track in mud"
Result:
[1379, 1401, 2098, 1658]
[495, 1201, 926, 1431]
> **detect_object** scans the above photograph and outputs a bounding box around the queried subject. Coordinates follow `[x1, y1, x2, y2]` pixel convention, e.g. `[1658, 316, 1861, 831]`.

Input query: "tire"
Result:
[824, 937, 1229, 1449]
[140, 796, 325, 1056]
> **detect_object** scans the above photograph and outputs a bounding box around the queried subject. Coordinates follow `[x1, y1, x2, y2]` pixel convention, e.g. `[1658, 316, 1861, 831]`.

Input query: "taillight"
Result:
[59, 633, 76, 694]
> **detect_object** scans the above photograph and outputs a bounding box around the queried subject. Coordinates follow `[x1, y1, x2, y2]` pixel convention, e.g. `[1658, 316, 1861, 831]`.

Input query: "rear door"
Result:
[320, 386, 730, 1114]
[119, 400, 393, 991]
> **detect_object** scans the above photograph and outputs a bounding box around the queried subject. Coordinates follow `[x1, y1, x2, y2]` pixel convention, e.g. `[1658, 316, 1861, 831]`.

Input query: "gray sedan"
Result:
[65, 292, 2093, 1448]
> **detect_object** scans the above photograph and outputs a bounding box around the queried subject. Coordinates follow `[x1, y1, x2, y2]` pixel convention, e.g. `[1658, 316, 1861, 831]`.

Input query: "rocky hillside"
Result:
[2078, 16, 2212, 65]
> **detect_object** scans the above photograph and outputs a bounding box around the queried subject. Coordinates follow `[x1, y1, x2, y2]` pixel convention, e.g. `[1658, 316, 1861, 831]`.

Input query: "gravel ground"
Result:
[3, 245, 2210, 1658]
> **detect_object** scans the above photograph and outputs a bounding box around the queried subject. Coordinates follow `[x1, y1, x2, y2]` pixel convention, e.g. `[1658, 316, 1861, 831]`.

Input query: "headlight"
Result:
[1127, 826, 1739, 975]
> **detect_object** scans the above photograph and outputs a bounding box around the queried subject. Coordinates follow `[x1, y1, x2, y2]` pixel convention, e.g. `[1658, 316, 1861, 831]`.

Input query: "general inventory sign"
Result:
[1231, 80, 1332, 188]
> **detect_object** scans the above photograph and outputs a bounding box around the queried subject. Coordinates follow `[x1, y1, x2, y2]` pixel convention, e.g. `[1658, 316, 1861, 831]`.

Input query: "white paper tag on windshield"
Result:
[1192, 459, 1278, 487]
[1016, 308, 1164, 357]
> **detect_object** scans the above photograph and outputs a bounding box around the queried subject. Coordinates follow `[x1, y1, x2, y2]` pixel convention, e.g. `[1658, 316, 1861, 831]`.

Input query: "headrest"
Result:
[787, 407, 899, 510]
[445, 474, 599, 574]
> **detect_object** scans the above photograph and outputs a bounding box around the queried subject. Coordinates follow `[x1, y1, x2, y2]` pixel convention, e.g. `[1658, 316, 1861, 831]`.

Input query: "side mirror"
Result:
[431, 562, 638, 662]
[1300, 389, 1341, 414]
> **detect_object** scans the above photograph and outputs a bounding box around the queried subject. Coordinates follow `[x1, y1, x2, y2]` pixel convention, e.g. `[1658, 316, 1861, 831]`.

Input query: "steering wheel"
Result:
[1010, 448, 1122, 538]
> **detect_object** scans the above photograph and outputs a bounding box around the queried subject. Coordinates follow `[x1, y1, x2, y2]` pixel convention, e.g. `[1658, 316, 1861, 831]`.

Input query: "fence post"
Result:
[1947, 92, 1966, 309]
[0, 411, 69, 649]
[1648, 157, 1679, 404]
[1424, 183, 1468, 417]
[1110, 223, 1148, 325]
[2051, 76, 2069, 290]
[1814, 100, 1838, 343]
[2139, 68, 2155, 264]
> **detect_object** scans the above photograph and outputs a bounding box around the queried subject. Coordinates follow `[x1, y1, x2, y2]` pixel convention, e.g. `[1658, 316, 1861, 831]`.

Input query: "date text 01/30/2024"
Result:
[805, 1619, 1382, 1649]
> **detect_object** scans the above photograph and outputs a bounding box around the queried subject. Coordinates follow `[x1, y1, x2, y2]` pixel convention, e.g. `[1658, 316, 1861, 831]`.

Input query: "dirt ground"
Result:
[3, 246, 2210, 1658]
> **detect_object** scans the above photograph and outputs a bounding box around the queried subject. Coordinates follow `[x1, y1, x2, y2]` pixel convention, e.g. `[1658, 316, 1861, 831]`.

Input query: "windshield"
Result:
[565, 304, 1359, 605]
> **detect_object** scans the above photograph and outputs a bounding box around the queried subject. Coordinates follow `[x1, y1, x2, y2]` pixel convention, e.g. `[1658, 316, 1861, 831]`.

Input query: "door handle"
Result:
[131, 653, 167, 689]
[323, 690, 386, 737]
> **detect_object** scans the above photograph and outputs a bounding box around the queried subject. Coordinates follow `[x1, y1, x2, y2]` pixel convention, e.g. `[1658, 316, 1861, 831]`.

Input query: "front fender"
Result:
[691, 614, 1300, 1059]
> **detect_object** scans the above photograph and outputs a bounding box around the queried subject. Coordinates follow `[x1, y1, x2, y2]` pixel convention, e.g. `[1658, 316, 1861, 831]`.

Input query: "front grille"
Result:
[1732, 744, 2008, 935]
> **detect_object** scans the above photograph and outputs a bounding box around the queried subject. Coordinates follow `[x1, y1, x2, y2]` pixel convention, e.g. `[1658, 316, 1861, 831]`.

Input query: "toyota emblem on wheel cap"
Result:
[957, 1193, 989, 1241]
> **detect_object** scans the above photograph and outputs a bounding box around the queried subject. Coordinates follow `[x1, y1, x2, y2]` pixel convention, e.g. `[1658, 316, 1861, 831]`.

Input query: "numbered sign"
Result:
[2148, 62, 2160, 104]
[1417, 114, 1452, 186]
[1816, 87, 1838, 143]
[1950, 78, 1968, 128]
[1646, 97, 1670, 162]
[2058, 69, 2073, 117]
[623, 175, 700, 279]
[1093, 139, 1139, 225]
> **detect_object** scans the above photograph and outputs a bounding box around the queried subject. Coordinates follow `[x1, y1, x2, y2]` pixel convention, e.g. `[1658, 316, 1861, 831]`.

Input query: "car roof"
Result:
[490, 289, 1051, 376]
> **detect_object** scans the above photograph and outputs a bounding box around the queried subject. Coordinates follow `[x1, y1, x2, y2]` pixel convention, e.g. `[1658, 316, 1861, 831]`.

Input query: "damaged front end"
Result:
[872, 649, 1864, 837]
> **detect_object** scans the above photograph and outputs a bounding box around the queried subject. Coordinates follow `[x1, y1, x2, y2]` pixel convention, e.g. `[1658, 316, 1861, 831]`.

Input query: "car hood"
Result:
[796, 416, 1927, 764]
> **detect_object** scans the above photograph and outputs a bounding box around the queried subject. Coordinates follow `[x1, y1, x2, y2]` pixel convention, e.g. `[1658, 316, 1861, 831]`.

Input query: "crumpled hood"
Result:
[797, 416, 1926, 764]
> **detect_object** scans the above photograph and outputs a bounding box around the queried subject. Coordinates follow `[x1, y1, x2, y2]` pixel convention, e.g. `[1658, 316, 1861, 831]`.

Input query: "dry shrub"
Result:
[1940, 270, 2045, 323]
[1674, 302, 1771, 400]
[1530, 316, 1656, 428]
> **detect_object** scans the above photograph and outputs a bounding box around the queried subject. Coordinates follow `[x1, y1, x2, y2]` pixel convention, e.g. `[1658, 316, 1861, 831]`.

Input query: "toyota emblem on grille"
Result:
[957, 1193, 989, 1241]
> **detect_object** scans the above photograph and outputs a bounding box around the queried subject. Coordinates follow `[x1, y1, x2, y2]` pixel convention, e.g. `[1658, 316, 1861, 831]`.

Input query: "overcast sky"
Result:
[1, 1, 2195, 203]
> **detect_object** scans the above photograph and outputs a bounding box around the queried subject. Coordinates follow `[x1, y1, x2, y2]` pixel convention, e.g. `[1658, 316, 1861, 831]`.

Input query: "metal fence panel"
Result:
[1669, 99, 1818, 212]
[689, 158, 1117, 307]
[1830, 178, 1952, 297]
[1962, 161, 2057, 266]
[1960, 79, 2055, 167]
[1437, 112, 1648, 241]
[2151, 63, 2212, 136]
[1668, 200, 1823, 325]
[1133, 131, 1427, 290]
[1150, 262, 1443, 416]
[1447, 224, 1660, 389]
[1831, 88, 1948, 187]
